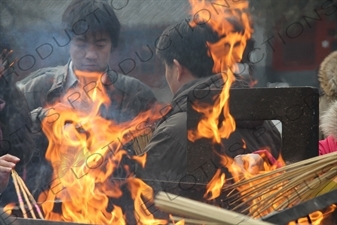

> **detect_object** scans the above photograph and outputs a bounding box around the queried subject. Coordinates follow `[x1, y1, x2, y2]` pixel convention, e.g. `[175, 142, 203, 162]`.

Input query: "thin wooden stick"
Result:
[11, 170, 27, 218]
[220, 152, 337, 218]
[223, 152, 337, 191]
[13, 170, 44, 219]
[11, 170, 44, 219]
[14, 173, 36, 219]
[133, 130, 153, 155]
[155, 192, 275, 225]
[239, 165, 336, 216]
[226, 153, 336, 202]
[240, 162, 336, 209]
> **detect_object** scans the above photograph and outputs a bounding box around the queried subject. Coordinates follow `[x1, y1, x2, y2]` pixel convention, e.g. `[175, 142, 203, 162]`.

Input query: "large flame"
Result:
[37, 71, 166, 224]
[187, 0, 253, 144]
[186, 0, 254, 201]
[185, 1, 292, 219]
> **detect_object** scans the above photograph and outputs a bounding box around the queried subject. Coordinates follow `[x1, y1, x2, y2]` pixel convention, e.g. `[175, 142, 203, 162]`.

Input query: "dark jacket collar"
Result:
[170, 74, 225, 114]
[164, 74, 263, 128]
[47, 60, 118, 98]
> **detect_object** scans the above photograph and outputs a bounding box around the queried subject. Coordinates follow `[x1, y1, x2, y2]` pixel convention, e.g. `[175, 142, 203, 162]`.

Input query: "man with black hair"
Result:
[136, 20, 282, 203]
[16, 0, 157, 153]
[14, 2, 157, 216]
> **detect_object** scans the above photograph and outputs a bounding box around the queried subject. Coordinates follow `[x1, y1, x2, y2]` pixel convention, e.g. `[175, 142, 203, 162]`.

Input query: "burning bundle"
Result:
[222, 151, 337, 218]
[10, 170, 44, 219]
[155, 191, 275, 225]
[133, 129, 153, 155]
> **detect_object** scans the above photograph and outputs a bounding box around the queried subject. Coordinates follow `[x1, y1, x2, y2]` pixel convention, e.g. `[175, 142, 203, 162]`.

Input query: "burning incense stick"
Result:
[155, 192, 275, 225]
[222, 152, 337, 218]
[11, 170, 44, 219]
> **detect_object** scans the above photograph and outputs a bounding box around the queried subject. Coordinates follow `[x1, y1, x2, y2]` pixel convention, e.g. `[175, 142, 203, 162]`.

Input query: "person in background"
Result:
[17, 0, 157, 118]
[0, 30, 46, 205]
[16, 0, 158, 184]
[0, 48, 20, 194]
[319, 100, 337, 155]
[14, 0, 158, 220]
[136, 20, 282, 205]
[16, 0, 157, 151]
[318, 51, 337, 140]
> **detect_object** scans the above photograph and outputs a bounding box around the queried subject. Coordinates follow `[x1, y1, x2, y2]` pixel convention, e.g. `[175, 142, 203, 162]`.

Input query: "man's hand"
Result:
[0, 154, 20, 193]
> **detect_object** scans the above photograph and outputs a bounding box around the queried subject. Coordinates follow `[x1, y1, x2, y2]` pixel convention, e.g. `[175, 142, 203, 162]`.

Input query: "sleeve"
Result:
[319, 138, 329, 155]
[16, 68, 56, 111]
[129, 80, 158, 115]
[135, 126, 186, 196]
[319, 136, 337, 155]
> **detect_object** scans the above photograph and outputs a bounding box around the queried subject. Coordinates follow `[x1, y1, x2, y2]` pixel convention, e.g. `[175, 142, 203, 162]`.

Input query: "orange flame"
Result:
[187, 0, 253, 144]
[169, 215, 185, 225]
[186, 0, 255, 202]
[204, 151, 285, 202]
[37, 71, 167, 224]
[3, 203, 16, 216]
[204, 169, 225, 200]
[288, 204, 337, 225]
[186, 3, 289, 218]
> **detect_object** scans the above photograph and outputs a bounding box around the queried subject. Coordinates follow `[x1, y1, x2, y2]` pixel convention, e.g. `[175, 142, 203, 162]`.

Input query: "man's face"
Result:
[70, 31, 112, 72]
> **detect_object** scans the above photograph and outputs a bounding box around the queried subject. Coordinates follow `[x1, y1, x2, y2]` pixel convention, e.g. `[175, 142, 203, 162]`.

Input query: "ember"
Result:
[288, 204, 336, 225]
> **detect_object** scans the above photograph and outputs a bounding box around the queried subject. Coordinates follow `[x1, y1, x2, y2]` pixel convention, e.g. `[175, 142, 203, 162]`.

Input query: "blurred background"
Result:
[1, 0, 337, 103]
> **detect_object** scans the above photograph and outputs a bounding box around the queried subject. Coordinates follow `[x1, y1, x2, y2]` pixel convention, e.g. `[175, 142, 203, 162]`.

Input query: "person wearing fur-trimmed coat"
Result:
[319, 100, 337, 155]
[318, 51, 337, 140]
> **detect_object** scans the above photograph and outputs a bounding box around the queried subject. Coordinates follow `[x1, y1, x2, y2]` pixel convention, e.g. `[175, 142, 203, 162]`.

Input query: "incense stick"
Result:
[11, 170, 27, 218]
[11, 170, 44, 219]
[133, 130, 153, 155]
[13, 170, 45, 219]
[221, 152, 337, 218]
[155, 192, 275, 225]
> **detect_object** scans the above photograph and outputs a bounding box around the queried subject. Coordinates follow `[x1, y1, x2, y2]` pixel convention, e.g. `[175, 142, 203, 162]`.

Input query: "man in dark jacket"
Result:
[16, 0, 157, 152]
[14, 1, 157, 217]
[136, 20, 282, 208]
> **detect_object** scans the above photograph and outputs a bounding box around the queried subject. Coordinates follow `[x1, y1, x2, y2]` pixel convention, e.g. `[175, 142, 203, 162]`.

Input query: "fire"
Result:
[36, 70, 167, 224]
[185, 2, 290, 219]
[186, 0, 255, 200]
[169, 215, 185, 225]
[3, 203, 16, 216]
[205, 150, 285, 204]
[187, 0, 253, 144]
[204, 169, 226, 200]
[288, 204, 337, 225]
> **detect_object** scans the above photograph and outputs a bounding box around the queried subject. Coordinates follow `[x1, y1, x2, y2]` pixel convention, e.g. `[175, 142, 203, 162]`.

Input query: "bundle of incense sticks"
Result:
[11, 170, 44, 219]
[133, 130, 153, 155]
[222, 151, 337, 218]
[155, 192, 275, 225]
